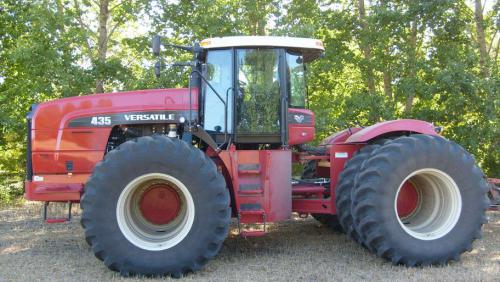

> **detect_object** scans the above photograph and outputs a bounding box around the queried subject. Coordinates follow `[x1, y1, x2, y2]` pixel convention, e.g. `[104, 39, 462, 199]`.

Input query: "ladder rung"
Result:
[43, 201, 72, 224]
[45, 218, 68, 224]
[239, 184, 263, 195]
[239, 183, 261, 190]
[240, 209, 265, 215]
[238, 208, 267, 237]
[239, 169, 260, 174]
[239, 189, 263, 195]
[240, 230, 266, 238]
[238, 164, 261, 174]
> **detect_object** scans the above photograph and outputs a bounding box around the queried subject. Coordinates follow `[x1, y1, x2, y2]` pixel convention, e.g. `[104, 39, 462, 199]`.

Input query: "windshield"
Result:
[286, 51, 306, 108]
[236, 48, 281, 134]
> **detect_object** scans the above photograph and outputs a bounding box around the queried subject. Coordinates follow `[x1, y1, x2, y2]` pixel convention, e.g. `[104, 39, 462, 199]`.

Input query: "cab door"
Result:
[234, 48, 286, 145]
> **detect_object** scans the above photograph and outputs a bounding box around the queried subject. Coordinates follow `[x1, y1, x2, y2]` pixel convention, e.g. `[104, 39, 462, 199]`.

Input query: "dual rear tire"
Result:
[336, 134, 489, 266]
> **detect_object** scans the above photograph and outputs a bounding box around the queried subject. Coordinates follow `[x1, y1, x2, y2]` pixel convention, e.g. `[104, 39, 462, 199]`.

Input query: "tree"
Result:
[0, 0, 498, 204]
[0, 0, 94, 203]
[357, 0, 376, 96]
[474, 0, 491, 78]
[72, 0, 147, 93]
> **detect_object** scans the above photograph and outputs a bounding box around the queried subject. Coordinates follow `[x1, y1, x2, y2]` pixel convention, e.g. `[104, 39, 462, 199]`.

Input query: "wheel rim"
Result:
[116, 173, 195, 251]
[395, 168, 462, 240]
[396, 181, 419, 218]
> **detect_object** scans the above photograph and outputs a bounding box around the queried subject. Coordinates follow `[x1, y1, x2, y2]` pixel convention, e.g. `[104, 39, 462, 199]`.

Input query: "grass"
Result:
[0, 203, 498, 281]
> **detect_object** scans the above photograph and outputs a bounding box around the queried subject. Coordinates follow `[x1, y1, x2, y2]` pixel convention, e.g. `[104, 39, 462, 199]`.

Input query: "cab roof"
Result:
[200, 36, 324, 63]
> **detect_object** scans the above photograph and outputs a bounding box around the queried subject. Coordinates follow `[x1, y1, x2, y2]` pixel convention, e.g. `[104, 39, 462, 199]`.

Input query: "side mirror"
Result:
[152, 35, 161, 56]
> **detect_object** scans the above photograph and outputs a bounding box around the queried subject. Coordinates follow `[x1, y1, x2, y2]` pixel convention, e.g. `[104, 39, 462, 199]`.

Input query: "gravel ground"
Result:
[0, 203, 498, 281]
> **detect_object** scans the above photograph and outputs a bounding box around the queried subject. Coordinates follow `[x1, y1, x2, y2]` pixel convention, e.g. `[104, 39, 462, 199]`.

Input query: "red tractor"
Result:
[25, 36, 490, 277]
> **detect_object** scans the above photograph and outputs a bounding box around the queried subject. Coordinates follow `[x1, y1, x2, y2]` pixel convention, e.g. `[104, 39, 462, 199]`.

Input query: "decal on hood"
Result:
[68, 111, 196, 127]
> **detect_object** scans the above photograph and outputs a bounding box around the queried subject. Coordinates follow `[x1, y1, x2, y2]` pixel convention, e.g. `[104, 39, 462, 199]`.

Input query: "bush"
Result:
[0, 173, 25, 207]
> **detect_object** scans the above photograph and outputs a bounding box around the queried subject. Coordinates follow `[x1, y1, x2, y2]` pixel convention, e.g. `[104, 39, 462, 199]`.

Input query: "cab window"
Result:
[286, 51, 306, 108]
[236, 49, 281, 134]
[203, 49, 233, 133]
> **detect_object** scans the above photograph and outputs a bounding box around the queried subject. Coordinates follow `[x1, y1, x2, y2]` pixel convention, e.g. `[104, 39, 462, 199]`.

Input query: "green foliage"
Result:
[0, 0, 498, 205]
[237, 49, 281, 133]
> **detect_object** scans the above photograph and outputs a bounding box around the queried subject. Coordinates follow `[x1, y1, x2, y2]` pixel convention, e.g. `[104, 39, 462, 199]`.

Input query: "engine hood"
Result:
[31, 88, 198, 130]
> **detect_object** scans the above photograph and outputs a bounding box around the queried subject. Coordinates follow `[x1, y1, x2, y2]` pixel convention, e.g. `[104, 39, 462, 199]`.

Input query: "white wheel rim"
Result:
[395, 168, 462, 240]
[116, 173, 195, 251]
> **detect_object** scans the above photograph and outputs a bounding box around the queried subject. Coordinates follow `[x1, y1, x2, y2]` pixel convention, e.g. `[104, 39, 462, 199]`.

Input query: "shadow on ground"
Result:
[1, 203, 498, 281]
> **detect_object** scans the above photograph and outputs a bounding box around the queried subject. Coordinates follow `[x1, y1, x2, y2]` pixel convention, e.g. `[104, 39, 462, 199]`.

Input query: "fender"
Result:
[345, 119, 438, 143]
[320, 127, 362, 145]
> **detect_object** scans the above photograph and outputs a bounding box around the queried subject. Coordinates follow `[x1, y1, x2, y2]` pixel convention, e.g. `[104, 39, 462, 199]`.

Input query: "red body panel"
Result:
[218, 148, 292, 223]
[27, 88, 197, 201]
[32, 88, 197, 130]
[26, 88, 442, 224]
[321, 128, 362, 145]
[288, 108, 315, 145]
[345, 119, 437, 143]
[25, 174, 89, 201]
[30, 88, 197, 174]
[25, 181, 82, 202]
[292, 143, 362, 214]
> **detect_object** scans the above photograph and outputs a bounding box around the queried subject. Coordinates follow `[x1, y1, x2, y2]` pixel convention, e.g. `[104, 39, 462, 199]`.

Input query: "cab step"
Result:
[237, 207, 267, 238]
[238, 164, 261, 174]
[43, 201, 72, 224]
[240, 208, 266, 215]
[239, 184, 263, 195]
[240, 230, 266, 238]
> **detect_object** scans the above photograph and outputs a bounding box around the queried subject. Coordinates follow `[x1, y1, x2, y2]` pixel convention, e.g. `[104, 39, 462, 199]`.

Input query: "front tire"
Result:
[81, 135, 231, 277]
[352, 134, 489, 266]
[335, 144, 380, 243]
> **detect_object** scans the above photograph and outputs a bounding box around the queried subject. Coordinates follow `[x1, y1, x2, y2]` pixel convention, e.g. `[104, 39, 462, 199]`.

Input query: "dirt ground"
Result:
[0, 203, 498, 281]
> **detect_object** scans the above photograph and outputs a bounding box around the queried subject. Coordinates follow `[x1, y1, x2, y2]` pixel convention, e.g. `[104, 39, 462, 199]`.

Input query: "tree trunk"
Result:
[358, 0, 376, 95]
[404, 19, 418, 115]
[380, 0, 392, 101]
[383, 69, 392, 100]
[95, 0, 110, 93]
[55, 0, 65, 32]
[56, 0, 64, 15]
[474, 0, 495, 122]
[247, 0, 267, 35]
[495, 38, 500, 66]
[474, 0, 490, 78]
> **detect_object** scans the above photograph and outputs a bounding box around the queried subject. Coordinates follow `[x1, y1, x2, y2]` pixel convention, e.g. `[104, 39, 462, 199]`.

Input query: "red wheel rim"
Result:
[139, 184, 181, 225]
[396, 181, 419, 218]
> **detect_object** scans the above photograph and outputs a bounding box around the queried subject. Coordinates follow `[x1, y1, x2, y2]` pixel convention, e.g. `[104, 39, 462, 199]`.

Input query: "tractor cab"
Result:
[198, 36, 324, 148]
[153, 35, 324, 149]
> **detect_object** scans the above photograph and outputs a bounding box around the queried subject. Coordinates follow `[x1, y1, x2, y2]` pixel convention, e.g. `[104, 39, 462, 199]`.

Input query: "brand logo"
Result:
[69, 111, 192, 127]
[123, 114, 175, 121]
[293, 115, 305, 123]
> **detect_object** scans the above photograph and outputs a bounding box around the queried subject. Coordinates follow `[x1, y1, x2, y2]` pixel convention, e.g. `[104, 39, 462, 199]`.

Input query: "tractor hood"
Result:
[31, 88, 198, 130]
